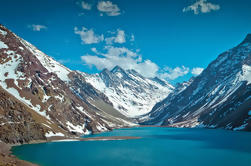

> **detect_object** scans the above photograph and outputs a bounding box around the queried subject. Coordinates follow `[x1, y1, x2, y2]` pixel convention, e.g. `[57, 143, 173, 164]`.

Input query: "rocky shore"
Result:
[0, 142, 38, 166]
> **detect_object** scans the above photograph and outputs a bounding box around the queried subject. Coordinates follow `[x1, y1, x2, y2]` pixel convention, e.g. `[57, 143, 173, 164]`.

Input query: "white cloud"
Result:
[74, 27, 128, 45]
[115, 30, 125, 43]
[97, 1, 121, 16]
[75, 26, 192, 81]
[191, 67, 204, 75]
[28, 24, 47, 31]
[183, 0, 220, 14]
[74, 26, 104, 44]
[81, 1, 92, 10]
[81, 46, 159, 78]
[159, 66, 190, 80]
[105, 29, 126, 44]
[81, 46, 195, 80]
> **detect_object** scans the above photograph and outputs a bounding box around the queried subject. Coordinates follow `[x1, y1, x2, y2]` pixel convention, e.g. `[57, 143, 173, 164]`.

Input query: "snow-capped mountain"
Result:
[142, 34, 251, 131]
[82, 66, 174, 118]
[0, 25, 134, 143]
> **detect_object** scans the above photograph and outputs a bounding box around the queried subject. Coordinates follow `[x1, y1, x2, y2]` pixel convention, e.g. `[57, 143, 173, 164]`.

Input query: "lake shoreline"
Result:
[2, 127, 142, 166]
[5, 126, 251, 166]
[0, 141, 38, 166]
[0, 124, 193, 165]
[5, 125, 242, 166]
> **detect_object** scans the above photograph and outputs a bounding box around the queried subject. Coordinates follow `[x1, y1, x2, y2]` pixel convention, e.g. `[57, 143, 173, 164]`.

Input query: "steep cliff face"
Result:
[143, 34, 251, 131]
[0, 25, 134, 144]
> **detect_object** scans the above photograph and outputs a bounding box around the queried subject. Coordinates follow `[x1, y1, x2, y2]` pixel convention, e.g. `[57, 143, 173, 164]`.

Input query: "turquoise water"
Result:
[12, 127, 251, 166]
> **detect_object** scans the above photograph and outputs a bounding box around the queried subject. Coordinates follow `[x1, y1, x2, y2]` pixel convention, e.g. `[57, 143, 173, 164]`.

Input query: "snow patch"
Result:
[96, 123, 107, 132]
[48, 105, 53, 111]
[42, 91, 51, 103]
[0, 29, 7, 36]
[45, 131, 65, 137]
[76, 106, 84, 112]
[115, 72, 123, 79]
[38, 110, 51, 120]
[54, 95, 64, 102]
[241, 65, 251, 85]
[0, 41, 8, 49]
[66, 121, 91, 135]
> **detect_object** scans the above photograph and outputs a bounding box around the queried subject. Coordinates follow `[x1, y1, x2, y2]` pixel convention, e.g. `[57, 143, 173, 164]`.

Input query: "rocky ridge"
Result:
[143, 34, 251, 131]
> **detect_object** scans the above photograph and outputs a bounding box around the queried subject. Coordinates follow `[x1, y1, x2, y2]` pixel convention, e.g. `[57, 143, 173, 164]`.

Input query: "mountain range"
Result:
[141, 34, 251, 131]
[0, 24, 250, 144]
[0, 25, 135, 144]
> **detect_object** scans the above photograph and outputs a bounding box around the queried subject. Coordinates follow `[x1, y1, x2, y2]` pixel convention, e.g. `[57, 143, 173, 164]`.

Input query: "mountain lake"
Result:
[12, 127, 251, 166]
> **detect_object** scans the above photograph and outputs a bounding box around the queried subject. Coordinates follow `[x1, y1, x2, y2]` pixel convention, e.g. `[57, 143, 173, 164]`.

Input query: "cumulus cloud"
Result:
[191, 67, 204, 75]
[183, 0, 220, 14]
[97, 1, 121, 16]
[74, 26, 104, 44]
[28, 24, 47, 31]
[81, 1, 92, 10]
[105, 29, 126, 44]
[81, 46, 196, 80]
[74, 27, 129, 45]
[81, 46, 159, 78]
[159, 66, 190, 80]
[115, 30, 126, 43]
[75, 26, 194, 81]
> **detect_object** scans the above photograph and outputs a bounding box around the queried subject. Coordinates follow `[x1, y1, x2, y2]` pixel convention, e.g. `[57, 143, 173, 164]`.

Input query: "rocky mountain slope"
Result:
[142, 34, 251, 131]
[82, 66, 174, 118]
[0, 25, 134, 144]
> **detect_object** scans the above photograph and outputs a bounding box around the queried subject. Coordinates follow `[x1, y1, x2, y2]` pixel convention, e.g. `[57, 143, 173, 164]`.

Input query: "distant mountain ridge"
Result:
[82, 65, 174, 118]
[142, 34, 251, 131]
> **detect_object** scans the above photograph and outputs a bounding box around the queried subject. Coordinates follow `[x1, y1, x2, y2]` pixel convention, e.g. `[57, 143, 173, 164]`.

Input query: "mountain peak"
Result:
[101, 68, 111, 75]
[111, 65, 124, 73]
[152, 77, 166, 85]
[127, 69, 142, 77]
[152, 77, 174, 89]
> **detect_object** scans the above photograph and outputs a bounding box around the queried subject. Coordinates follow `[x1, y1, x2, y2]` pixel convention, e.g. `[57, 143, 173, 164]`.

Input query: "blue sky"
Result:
[0, 0, 251, 84]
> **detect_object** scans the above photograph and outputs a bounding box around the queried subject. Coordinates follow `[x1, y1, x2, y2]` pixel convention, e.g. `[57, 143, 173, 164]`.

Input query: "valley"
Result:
[0, 24, 251, 166]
